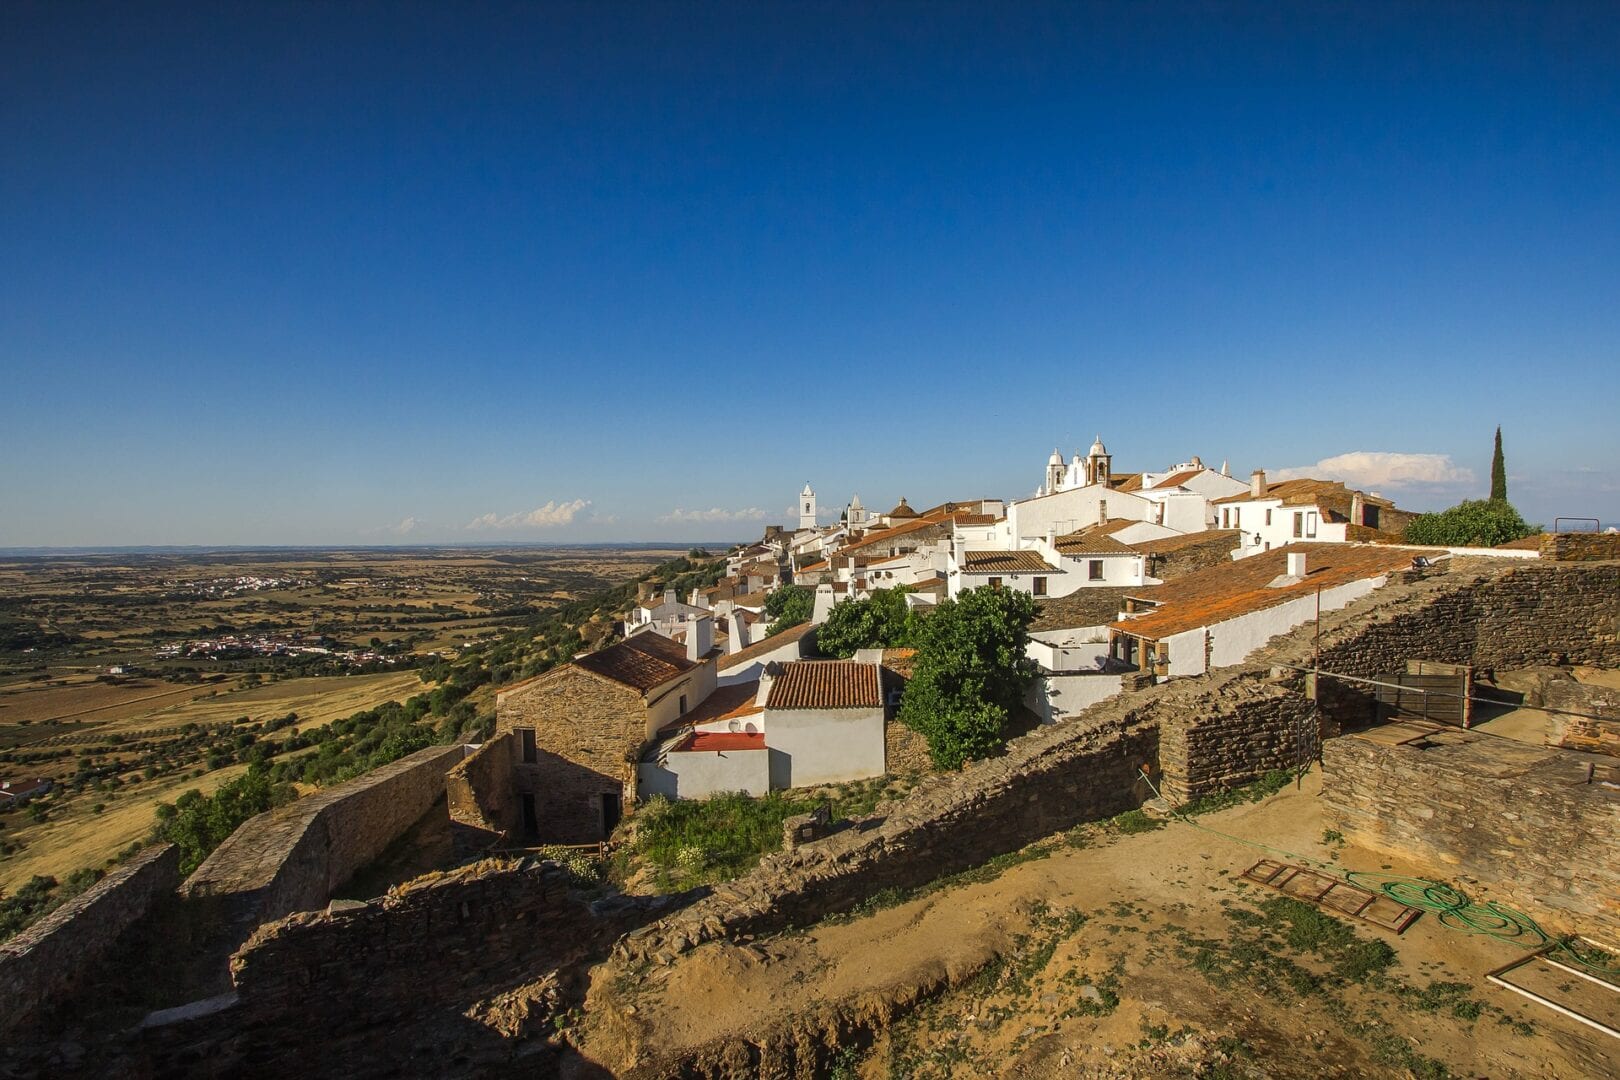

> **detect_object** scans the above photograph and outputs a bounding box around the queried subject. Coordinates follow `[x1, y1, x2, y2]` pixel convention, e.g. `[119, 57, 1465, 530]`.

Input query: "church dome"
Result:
[1048, 447, 1064, 466]
[887, 498, 919, 519]
[1089, 435, 1108, 457]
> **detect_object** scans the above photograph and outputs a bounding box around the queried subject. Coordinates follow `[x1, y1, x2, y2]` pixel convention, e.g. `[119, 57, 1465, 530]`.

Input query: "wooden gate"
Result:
[1374, 660, 1473, 727]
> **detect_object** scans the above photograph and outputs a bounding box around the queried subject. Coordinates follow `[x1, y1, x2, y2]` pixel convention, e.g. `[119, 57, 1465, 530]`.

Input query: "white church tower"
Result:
[799, 483, 817, 530]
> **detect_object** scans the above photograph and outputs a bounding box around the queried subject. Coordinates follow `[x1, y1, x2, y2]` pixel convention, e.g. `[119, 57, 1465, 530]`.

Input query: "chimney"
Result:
[1250, 469, 1266, 499]
[729, 609, 751, 653]
[663, 589, 676, 608]
[1350, 491, 1365, 526]
[1287, 552, 1308, 579]
[637, 581, 656, 602]
[687, 613, 713, 661]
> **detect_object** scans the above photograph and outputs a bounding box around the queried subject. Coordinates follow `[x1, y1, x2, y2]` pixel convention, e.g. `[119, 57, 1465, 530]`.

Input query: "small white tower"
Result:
[1045, 448, 1064, 495]
[799, 482, 817, 530]
[847, 493, 868, 528]
[1085, 435, 1112, 487]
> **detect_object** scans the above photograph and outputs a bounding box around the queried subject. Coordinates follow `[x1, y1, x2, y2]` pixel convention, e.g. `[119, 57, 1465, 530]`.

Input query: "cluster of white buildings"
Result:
[615, 436, 1541, 800]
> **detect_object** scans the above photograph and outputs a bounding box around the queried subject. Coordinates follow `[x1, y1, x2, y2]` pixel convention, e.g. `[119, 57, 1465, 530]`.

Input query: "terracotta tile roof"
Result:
[1213, 478, 1394, 510]
[1495, 533, 1549, 550]
[765, 660, 884, 710]
[880, 647, 917, 679]
[1150, 468, 1205, 490]
[797, 559, 830, 573]
[885, 498, 920, 519]
[572, 633, 697, 692]
[660, 681, 762, 733]
[677, 731, 767, 752]
[840, 517, 947, 553]
[1112, 473, 1145, 492]
[732, 590, 770, 608]
[716, 620, 816, 670]
[1108, 543, 1416, 641]
[1127, 528, 1240, 555]
[951, 513, 1000, 526]
[959, 550, 1058, 574]
[1054, 523, 1138, 555]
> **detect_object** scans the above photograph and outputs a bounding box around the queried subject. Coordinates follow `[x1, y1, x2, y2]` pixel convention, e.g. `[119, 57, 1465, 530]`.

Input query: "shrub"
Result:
[1404, 498, 1535, 547]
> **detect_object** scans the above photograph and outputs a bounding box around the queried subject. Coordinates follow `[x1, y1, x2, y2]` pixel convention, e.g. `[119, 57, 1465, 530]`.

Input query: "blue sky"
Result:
[3, 2, 1617, 545]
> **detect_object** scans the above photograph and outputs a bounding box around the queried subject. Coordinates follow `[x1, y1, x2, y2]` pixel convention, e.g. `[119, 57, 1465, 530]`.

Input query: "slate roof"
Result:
[1213, 478, 1394, 514]
[1128, 529, 1240, 554]
[660, 681, 763, 733]
[1108, 543, 1415, 641]
[959, 550, 1058, 574]
[765, 660, 884, 710]
[572, 633, 697, 692]
[1030, 586, 1144, 632]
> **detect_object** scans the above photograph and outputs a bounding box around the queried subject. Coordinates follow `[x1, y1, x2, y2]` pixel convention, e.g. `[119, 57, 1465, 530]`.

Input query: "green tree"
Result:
[763, 585, 814, 637]
[1404, 498, 1535, 547]
[815, 588, 917, 658]
[1490, 426, 1507, 501]
[898, 586, 1039, 769]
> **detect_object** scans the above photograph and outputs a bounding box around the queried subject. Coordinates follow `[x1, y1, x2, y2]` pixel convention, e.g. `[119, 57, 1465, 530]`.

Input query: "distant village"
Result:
[451, 439, 1544, 845]
[153, 632, 400, 668]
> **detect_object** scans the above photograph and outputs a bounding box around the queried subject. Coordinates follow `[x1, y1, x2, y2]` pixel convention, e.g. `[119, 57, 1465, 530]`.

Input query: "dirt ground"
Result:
[582, 770, 1618, 1079]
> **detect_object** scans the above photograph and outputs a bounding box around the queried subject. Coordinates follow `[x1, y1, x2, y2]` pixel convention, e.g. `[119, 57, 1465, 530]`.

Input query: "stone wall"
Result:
[617, 711, 1161, 965]
[1542, 531, 1620, 562]
[446, 731, 521, 851]
[1322, 731, 1620, 939]
[1544, 679, 1620, 757]
[884, 716, 934, 775]
[498, 666, 644, 842]
[0, 844, 180, 1037]
[179, 744, 463, 948]
[143, 858, 656, 1077]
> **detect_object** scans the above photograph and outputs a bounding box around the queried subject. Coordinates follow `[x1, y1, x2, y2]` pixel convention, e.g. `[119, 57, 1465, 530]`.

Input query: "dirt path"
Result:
[580, 771, 1617, 1078]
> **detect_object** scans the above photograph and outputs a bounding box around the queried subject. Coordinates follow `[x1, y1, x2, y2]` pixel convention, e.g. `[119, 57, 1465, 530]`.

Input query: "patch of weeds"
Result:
[1178, 768, 1294, 817]
[1400, 980, 1482, 1021]
[1366, 1031, 1453, 1079]
[827, 1045, 861, 1080]
[1110, 808, 1165, 834]
[1322, 828, 1345, 845]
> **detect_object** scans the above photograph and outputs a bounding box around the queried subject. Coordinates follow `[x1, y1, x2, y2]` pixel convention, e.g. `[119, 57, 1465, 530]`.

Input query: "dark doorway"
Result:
[600, 793, 622, 837]
[520, 794, 539, 840]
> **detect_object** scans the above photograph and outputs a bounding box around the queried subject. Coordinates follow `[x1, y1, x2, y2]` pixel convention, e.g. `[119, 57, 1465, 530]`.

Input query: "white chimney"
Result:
[1287, 552, 1308, 579]
[1250, 469, 1266, 498]
[1350, 491, 1365, 526]
[686, 613, 713, 661]
[663, 589, 676, 608]
[728, 609, 751, 654]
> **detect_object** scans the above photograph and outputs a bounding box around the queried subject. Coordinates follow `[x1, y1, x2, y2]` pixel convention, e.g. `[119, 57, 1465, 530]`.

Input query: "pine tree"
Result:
[1490, 426, 1507, 501]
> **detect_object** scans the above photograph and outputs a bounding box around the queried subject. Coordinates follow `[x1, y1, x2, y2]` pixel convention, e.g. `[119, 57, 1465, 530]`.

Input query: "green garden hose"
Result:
[1134, 768, 1620, 980]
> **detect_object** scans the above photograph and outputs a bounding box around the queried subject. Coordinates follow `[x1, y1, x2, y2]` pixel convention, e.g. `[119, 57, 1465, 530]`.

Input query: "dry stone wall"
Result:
[1322, 731, 1620, 939]
[142, 857, 655, 1077]
[0, 844, 180, 1038]
[446, 731, 521, 851]
[1544, 679, 1620, 757]
[179, 744, 463, 948]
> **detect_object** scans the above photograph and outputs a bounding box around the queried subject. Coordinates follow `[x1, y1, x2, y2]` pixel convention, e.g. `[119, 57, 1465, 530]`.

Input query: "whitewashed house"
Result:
[1107, 543, 1417, 678]
[1213, 472, 1413, 558]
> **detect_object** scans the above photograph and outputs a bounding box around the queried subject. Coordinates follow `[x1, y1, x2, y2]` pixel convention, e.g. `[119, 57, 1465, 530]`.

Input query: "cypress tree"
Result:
[1490, 426, 1507, 501]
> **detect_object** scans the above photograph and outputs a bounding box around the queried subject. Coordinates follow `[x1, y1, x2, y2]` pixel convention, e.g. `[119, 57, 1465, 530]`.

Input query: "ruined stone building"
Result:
[453, 632, 717, 844]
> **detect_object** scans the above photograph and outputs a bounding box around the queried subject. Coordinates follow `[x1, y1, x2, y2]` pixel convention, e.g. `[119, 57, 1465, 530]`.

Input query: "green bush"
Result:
[1404, 498, 1535, 547]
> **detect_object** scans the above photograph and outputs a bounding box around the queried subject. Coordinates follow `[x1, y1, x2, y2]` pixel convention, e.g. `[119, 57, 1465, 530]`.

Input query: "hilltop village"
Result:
[5, 439, 1619, 1079]
[455, 439, 1436, 841]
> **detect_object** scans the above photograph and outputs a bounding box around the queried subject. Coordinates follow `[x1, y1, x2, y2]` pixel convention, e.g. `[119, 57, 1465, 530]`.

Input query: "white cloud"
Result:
[1270, 452, 1474, 492]
[391, 516, 420, 536]
[659, 506, 771, 524]
[465, 499, 592, 531]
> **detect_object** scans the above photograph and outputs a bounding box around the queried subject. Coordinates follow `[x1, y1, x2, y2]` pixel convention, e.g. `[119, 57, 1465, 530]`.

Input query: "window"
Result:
[987, 576, 1003, 589]
[1265, 509, 1272, 526]
[1222, 508, 1230, 528]
[1032, 576, 1047, 596]
[1306, 513, 1318, 539]
[1293, 512, 1304, 538]
[1233, 507, 1241, 528]
[678, 693, 688, 715]
[1364, 505, 1380, 529]
[519, 727, 537, 764]
[1089, 560, 1104, 580]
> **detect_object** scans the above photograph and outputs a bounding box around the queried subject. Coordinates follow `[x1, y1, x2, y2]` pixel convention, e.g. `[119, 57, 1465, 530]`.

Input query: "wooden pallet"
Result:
[1241, 859, 1421, 933]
